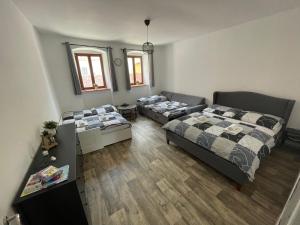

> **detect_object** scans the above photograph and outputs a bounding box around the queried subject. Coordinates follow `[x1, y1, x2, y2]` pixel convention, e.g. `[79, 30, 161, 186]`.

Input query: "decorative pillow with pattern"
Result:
[203, 104, 284, 133]
[203, 104, 240, 118]
[91, 104, 117, 115]
[235, 112, 284, 133]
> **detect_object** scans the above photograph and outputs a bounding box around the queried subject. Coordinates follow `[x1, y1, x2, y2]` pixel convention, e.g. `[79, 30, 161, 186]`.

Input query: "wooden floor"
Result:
[83, 116, 300, 225]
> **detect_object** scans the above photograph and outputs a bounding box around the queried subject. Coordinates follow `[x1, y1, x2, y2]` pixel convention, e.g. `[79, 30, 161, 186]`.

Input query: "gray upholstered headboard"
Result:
[213, 91, 295, 125]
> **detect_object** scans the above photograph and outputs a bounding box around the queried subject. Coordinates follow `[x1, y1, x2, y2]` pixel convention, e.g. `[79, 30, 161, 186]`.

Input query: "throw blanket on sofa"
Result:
[137, 95, 167, 105]
[145, 101, 188, 113]
[75, 112, 131, 132]
[145, 101, 191, 118]
[163, 111, 282, 181]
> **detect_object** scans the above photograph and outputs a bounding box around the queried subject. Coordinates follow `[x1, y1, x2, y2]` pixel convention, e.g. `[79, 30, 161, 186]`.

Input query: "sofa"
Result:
[137, 91, 206, 124]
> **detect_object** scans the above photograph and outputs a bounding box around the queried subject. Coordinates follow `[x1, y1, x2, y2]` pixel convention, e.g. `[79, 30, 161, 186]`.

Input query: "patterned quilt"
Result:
[137, 95, 167, 105]
[204, 104, 284, 133]
[74, 112, 131, 132]
[145, 101, 189, 118]
[163, 111, 283, 181]
[62, 104, 117, 121]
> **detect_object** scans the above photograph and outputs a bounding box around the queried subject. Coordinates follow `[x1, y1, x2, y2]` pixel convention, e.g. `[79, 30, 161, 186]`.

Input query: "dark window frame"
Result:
[127, 55, 144, 86]
[74, 53, 107, 91]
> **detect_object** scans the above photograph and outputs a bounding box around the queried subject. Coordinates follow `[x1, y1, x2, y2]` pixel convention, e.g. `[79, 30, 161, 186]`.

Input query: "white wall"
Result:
[38, 32, 166, 113]
[276, 173, 300, 225]
[0, 0, 60, 220]
[163, 8, 300, 128]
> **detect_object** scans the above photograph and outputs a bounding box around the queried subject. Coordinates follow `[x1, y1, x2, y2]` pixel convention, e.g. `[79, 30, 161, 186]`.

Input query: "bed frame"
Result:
[166, 91, 295, 189]
[78, 126, 132, 154]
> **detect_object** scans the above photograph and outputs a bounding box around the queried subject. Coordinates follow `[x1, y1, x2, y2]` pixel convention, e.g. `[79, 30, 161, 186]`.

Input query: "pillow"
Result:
[137, 95, 167, 105]
[203, 104, 240, 118]
[104, 105, 117, 113]
[62, 111, 74, 121]
[83, 109, 92, 117]
[240, 112, 284, 132]
[204, 104, 284, 132]
[92, 104, 117, 115]
[73, 111, 84, 120]
[62, 119, 75, 124]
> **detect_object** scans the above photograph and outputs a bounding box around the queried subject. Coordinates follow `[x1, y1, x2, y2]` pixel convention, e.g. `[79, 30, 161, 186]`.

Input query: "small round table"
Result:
[117, 104, 138, 121]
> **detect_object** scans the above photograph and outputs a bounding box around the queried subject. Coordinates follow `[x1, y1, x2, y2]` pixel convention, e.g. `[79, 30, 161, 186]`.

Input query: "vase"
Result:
[44, 128, 56, 136]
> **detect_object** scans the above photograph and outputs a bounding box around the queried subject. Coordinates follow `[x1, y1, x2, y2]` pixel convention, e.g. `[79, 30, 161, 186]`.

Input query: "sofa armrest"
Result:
[186, 104, 207, 114]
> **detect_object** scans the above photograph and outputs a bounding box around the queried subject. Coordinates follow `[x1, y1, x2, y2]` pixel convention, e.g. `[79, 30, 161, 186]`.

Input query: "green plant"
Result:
[44, 121, 58, 129]
[42, 130, 49, 136]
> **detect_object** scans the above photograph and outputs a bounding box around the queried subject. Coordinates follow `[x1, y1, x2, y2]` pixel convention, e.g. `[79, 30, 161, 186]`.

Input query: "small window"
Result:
[127, 55, 144, 86]
[75, 53, 107, 91]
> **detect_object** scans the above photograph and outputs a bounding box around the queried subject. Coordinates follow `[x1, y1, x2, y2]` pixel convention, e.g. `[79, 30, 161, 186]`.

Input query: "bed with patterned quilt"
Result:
[62, 104, 132, 154]
[137, 91, 206, 124]
[163, 91, 295, 188]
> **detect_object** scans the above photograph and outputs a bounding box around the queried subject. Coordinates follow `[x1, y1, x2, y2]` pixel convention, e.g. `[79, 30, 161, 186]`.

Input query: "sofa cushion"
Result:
[161, 91, 205, 106]
[137, 95, 167, 105]
[160, 91, 173, 101]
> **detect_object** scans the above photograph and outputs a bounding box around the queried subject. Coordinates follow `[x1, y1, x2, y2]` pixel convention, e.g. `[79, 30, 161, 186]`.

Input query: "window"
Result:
[127, 55, 144, 86]
[74, 53, 107, 91]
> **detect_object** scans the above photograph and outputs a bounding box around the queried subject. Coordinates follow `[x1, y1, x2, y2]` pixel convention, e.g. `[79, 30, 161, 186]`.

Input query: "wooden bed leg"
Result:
[166, 139, 170, 145]
[236, 184, 242, 192]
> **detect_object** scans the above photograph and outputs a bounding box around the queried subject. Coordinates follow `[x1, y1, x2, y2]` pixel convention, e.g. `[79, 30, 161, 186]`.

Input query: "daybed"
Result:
[137, 91, 206, 124]
[62, 104, 132, 154]
[163, 91, 295, 189]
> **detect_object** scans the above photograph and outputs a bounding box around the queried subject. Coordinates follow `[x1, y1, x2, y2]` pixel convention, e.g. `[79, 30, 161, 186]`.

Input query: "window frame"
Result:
[74, 53, 107, 91]
[127, 55, 144, 86]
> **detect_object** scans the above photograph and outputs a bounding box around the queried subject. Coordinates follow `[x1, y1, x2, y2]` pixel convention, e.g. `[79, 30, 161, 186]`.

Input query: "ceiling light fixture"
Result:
[142, 19, 154, 54]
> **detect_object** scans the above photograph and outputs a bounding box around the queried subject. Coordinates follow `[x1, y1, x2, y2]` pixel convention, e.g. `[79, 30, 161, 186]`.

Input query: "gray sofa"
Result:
[137, 91, 206, 124]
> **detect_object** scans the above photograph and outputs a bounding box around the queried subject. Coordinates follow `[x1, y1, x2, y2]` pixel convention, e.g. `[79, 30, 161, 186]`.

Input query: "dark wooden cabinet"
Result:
[13, 124, 90, 225]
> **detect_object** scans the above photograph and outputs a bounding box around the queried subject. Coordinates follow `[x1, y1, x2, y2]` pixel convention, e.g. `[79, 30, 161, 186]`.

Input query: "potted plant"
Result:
[43, 121, 58, 136]
[41, 129, 58, 150]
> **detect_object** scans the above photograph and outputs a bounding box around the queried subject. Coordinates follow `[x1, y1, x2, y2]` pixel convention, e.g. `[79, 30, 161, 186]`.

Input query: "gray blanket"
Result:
[163, 111, 282, 181]
[145, 101, 190, 118]
[137, 95, 167, 105]
[63, 111, 131, 132]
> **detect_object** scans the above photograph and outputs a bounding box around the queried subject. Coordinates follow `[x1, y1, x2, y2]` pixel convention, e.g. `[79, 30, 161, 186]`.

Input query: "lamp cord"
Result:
[147, 25, 149, 43]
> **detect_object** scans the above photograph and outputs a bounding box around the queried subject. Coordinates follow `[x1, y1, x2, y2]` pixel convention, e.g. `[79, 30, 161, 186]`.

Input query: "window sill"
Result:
[82, 88, 110, 93]
[131, 84, 148, 88]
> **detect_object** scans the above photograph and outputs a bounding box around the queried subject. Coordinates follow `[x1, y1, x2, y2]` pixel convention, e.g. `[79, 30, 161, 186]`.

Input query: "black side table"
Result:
[285, 128, 300, 149]
[117, 105, 138, 121]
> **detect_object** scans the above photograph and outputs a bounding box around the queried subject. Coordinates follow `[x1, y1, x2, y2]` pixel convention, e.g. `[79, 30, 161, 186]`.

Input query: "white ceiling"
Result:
[12, 0, 300, 45]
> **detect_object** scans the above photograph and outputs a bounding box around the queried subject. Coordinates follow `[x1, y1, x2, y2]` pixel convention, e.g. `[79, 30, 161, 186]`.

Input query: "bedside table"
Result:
[117, 105, 138, 121]
[285, 128, 300, 149]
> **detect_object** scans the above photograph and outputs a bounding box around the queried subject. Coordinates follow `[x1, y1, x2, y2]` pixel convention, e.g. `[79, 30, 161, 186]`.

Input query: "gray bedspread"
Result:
[163, 111, 282, 181]
[145, 101, 192, 118]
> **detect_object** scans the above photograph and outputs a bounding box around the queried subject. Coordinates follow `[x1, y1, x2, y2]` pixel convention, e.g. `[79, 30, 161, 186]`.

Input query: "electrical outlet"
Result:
[3, 214, 21, 225]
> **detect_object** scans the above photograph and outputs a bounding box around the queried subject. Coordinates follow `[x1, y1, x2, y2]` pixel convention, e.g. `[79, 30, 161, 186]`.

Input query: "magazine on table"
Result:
[21, 165, 69, 197]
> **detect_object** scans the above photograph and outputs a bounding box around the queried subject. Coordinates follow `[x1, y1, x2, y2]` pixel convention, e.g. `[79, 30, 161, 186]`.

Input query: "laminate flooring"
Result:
[83, 116, 300, 225]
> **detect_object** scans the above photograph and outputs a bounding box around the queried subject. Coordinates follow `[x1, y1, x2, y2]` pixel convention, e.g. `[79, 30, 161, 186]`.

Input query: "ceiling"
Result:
[12, 0, 300, 45]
